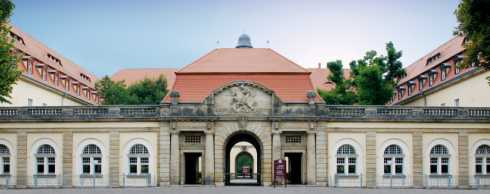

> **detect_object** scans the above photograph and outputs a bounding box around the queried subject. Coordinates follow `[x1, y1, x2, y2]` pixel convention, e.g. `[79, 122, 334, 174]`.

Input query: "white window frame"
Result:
[81, 144, 102, 176]
[336, 144, 357, 175]
[35, 144, 56, 175]
[475, 145, 490, 175]
[383, 144, 404, 175]
[127, 144, 150, 175]
[429, 145, 450, 175]
[0, 144, 10, 175]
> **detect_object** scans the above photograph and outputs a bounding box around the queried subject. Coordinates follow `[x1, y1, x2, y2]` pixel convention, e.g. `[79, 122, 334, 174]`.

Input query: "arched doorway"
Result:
[225, 131, 262, 185]
[235, 151, 254, 178]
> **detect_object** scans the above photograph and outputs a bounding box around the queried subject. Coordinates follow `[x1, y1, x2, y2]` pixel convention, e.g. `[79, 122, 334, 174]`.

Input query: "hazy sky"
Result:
[11, 0, 460, 77]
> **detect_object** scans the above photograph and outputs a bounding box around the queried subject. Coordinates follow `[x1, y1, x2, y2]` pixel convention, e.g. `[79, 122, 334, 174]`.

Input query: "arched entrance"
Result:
[225, 131, 262, 186]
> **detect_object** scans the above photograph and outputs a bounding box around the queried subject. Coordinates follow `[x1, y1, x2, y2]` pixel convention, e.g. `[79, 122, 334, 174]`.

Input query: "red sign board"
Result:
[273, 159, 287, 186]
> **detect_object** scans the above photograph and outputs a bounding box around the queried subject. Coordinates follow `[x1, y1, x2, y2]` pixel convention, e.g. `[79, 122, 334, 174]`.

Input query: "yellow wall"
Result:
[406, 71, 490, 107]
[0, 78, 83, 107]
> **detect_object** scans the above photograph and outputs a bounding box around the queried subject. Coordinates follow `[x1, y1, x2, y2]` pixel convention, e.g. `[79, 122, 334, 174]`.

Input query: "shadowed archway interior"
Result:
[225, 131, 262, 186]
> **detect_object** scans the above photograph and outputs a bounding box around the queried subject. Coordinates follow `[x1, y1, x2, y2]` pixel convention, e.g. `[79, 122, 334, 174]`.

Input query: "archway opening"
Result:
[225, 131, 262, 186]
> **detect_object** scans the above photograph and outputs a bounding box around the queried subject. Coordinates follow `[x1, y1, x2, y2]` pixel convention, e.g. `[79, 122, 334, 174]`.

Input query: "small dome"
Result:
[236, 34, 253, 48]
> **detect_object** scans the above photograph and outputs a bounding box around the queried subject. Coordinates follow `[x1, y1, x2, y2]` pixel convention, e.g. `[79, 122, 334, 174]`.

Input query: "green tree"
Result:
[95, 76, 132, 105]
[318, 60, 356, 105]
[455, 0, 490, 69]
[0, 0, 21, 103]
[127, 75, 168, 104]
[350, 42, 405, 105]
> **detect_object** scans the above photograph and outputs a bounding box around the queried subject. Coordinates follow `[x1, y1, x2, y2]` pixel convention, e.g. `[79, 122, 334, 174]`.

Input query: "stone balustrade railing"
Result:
[0, 104, 489, 122]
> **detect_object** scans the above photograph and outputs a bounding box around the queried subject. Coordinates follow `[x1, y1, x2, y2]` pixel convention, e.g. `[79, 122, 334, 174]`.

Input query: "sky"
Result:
[11, 0, 460, 77]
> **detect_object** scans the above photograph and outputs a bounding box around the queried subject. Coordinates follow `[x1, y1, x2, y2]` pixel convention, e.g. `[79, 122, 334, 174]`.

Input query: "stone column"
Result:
[271, 130, 281, 184]
[16, 132, 27, 188]
[109, 131, 120, 187]
[204, 130, 215, 185]
[315, 130, 328, 186]
[170, 130, 180, 185]
[159, 123, 171, 186]
[63, 131, 73, 187]
[412, 132, 424, 188]
[306, 131, 316, 185]
[365, 132, 376, 188]
[458, 132, 469, 188]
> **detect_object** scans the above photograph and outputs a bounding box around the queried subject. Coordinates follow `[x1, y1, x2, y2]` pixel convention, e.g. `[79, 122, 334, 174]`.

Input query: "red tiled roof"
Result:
[399, 36, 465, 84]
[166, 74, 321, 103]
[178, 48, 309, 73]
[308, 67, 351, 91]
[390, 36, 474, 105]
[10, 25, 99, 104]
[111, 68, 176, 90]
[167, 48, 321, 103]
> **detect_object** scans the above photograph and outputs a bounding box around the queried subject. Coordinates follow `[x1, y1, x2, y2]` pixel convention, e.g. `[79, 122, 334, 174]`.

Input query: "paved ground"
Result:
[1, 187, 489, 194]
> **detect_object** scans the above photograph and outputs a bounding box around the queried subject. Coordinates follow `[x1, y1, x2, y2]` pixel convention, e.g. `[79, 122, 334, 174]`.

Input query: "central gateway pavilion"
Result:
[1, 35, 490, 189]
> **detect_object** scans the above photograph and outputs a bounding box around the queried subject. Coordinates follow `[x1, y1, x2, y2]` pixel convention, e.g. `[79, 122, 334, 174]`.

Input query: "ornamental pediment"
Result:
[207, 81, 278, 115]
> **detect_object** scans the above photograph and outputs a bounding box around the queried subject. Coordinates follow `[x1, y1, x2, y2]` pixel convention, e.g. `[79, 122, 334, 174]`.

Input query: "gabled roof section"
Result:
[399, 36, 465, 84]
[178, 48, 309, 74]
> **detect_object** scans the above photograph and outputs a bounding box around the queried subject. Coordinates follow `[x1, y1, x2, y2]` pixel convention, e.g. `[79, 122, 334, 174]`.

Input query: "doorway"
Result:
[225, 131, 262, 186]
[184, 153, 202, 184]
[285, 152, 303, 184]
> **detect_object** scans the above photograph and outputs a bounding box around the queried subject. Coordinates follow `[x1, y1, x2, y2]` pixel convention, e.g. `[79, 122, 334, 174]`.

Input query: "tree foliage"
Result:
[0, 0, 21, 104]
[95, 75, 168, 105]
[455, 0, 490, 69]
[317, 60, 356, 105]
[319, 42, 405, 105]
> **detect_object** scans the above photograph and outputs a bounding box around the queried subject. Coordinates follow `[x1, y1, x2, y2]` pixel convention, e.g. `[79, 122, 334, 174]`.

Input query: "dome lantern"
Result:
[236, 34, 253, 48]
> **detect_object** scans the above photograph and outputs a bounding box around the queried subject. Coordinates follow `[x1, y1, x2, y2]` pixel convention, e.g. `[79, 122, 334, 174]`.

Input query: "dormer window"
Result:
[426, 53, 441, 65]
[408, 81, 415, 95]
[398, 86, 406, 99]
[418, 75, 427, 91]
[429, 69, 438, 87]
[47, 53, 62, 66]
[9, 31, 25, 45]
[441, 63, 451, 81]
[79, 73, 91, 82]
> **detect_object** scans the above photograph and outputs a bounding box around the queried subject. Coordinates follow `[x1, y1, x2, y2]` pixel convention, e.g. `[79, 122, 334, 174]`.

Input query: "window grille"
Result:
[184, 135, 201, 144]
[83, 144, 102, 155]
[129, 144, 149, 154]
[38, 144, 56, 155]
[0, 145, 9, 155]
[337, 144, 356, 155]
[430, 145, 449, 155]
[285, 135, 302, 144]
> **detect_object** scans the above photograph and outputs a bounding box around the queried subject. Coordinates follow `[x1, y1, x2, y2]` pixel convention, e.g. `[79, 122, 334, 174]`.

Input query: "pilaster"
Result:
[365, 131, 376, 188]
[170, 129, 180, 185]
[412, 132, 423, 188]
[109, 131, 120, 187]
[16, 132, 27, 188]
[306, 130, 316, 185]
[458, 131, 469, 188]
[62, 131, 73, 187]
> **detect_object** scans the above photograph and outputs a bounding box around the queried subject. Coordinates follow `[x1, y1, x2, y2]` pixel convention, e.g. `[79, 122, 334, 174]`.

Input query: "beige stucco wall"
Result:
[375, 133, 413, 187]
[0, 79, 82, 107]
[0, 133, 17, 186]
[119, 132, 158, 187]
[72, 133, 110, 187]
[422, 133, 459, 186]
[468, 133, 490, 186]
[26, 133, 63, 187]
[328, 132, 366, 187]
[406, 71, 490, 107]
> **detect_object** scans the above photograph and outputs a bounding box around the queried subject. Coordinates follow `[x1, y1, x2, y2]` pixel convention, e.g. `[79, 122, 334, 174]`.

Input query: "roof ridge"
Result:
[178, 48, 219, 72]
[267, 48, 308, 72]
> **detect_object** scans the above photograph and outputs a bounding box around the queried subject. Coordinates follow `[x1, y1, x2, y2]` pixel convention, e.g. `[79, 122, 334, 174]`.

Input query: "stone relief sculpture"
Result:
[230, 84, 257, 113]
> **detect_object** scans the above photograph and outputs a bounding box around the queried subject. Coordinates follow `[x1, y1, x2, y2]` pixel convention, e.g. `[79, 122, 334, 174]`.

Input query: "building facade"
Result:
[390, 36, 490, 107]
[0, 35, 490, 189]
[0, 26, 100, 107]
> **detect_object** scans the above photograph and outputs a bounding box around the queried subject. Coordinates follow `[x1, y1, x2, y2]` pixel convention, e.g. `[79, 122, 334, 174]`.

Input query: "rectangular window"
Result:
[94, 157, 102, 174]
[129, 157, 137, 174]
[455, 66, 461, 74]
[441, 158, 449, 174]
[395, 157, 403, 174]
[336, 158, 345, 174]
[348, 157, 356, 174]
[418, 79, 424, 91]
[487, 158, 490, 174]
[141, 157, 149, 174]
[430, 158, 438, 174]
[384, 158, 391, 174]
[441, 67, 447, 81]
[3, 157, 10, 174]
[476, 157, 483, 174]
[48, 157, 55, 174]
[82, 157, 90, 174]
[36, 157, 44, 174]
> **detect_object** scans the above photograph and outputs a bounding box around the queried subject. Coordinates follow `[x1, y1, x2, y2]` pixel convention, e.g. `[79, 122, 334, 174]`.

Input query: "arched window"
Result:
[336, 144, 356, 175]
[475, 144, 490, 174]
[36, 144, 56, 175]
[430, 145, 450, 175]
[81, 144, 102, 175]
[383, 144, 404, 175]
[128, 144, 149, 175]
[0, 144, 10, 175]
